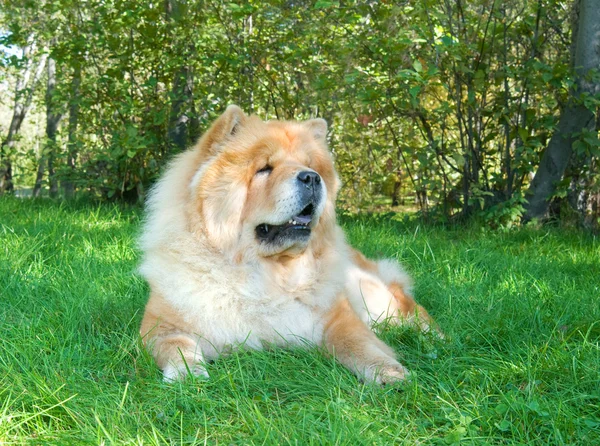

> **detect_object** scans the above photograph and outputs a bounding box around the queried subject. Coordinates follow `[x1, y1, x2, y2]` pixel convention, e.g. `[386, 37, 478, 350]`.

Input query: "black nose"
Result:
[297, 171, 321, 187]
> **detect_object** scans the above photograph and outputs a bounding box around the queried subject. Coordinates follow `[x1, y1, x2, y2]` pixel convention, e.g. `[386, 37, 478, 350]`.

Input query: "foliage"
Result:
[1, 198, 599, 443]
[0, 0, 598, 223]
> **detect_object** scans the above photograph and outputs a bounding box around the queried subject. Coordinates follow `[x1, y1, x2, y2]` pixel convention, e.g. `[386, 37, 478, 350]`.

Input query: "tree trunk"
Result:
[47, 55, 62, 198]
[62, 63, 81, 199]
[166, 0, 195, 152]
[0, 36, 48, 194]
[168, 65, 194, 151]
[523, 0, 600, 221]
[34, 53, 63, 197]
[32, 157, 46, 197]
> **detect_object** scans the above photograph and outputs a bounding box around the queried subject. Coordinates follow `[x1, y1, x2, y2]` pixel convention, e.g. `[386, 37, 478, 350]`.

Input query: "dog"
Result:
[139, 105, 438, 384]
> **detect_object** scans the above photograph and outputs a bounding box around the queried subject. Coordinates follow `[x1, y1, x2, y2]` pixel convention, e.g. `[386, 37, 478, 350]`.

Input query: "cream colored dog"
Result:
[139, 106, 437, 384]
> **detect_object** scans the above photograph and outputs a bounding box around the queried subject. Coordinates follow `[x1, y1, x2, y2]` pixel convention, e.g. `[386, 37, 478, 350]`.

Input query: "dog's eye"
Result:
[256, 165, 272, 175]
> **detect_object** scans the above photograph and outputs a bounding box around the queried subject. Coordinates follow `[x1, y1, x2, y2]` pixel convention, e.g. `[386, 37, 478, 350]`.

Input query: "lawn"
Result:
[0, 197, 599, 444]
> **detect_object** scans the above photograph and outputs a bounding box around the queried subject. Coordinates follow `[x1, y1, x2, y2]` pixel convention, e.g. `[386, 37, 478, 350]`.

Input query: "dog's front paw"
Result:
[163, 362, 209, 383]
[376, 363, 410, 385]
[363, 361, 410, 385]
[415, 318, 446, 340]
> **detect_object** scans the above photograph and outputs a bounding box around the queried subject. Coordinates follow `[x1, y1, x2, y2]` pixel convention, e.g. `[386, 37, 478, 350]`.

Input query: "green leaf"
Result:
[584, 418, 600, 429]
[494, 403, 509, 415]
[453, 153, 466, 166]
[496, 420, 511, 432]
[126, 125, 138, 138]
[572, 140, 586, 155]
[444, 426, 466, 444]
[314, 0, 338, 9]
[518, 128, 529, 143]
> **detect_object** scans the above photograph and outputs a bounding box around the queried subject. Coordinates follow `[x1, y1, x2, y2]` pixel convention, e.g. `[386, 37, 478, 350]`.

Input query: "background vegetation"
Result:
[1, 198, 599, 444]
[1, 0, 599, 226]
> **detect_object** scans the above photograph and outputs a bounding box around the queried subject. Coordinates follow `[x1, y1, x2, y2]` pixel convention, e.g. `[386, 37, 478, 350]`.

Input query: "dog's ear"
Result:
[303, 118, 328, 142]
[199, 105, 247, 156]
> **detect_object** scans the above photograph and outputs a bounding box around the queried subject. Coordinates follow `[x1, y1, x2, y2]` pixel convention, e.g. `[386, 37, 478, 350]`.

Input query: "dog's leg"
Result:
[140, 291, 208, 382]
[384, 277, 436, 333]
[143, 333, 208, 382]
[323, 297, 409, 384]
[349, 249, 439, 335]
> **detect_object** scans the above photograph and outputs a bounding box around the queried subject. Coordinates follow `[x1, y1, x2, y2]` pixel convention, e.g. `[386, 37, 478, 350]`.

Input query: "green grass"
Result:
[1, 197, 599, 445]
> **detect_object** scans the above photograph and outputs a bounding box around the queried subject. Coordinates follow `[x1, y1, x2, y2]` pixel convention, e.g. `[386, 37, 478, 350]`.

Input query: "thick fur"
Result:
[139, 105, 438, 384]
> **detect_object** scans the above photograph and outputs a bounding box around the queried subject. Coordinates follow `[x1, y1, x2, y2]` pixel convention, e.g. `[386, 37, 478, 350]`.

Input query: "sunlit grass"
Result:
[1, 197, 599, 444]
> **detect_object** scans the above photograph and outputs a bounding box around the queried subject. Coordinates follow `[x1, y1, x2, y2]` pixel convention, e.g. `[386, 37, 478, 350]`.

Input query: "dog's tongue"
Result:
[294, 214, 312, 225]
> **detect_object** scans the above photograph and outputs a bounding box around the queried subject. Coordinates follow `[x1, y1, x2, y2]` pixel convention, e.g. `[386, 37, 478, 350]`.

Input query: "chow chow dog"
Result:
[139, 105, 438, 384]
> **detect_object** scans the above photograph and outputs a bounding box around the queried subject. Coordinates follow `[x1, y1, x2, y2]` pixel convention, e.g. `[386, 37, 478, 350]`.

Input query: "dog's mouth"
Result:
[255, 203, 315, 243]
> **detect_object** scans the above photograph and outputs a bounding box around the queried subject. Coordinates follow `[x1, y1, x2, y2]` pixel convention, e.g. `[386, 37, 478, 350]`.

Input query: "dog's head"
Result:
[188, 105, 340, 260]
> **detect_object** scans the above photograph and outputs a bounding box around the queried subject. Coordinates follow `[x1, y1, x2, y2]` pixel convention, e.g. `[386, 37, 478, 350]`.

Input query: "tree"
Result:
[523, 0, 600, 221]
[166, 0, 197, 152]
[0, 34, 47, 194]
[61, 61, 81, 199]
[2, 0, 595, 225]
[33, 44, 63, 198]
